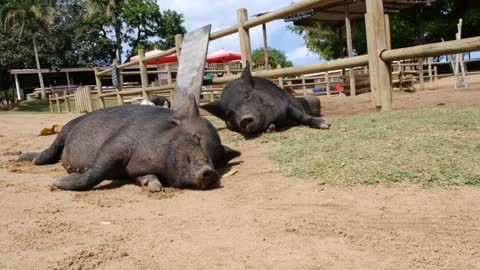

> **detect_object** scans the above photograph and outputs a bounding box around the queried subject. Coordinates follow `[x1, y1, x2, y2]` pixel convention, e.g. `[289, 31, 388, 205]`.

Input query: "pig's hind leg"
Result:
[53, 139, 129, 191]
[287, 106, 331, 129]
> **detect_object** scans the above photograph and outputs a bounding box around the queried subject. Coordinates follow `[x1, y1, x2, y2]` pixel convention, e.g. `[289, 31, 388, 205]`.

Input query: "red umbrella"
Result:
[129, 48, 178, 64]
[206, 48, 241, 63]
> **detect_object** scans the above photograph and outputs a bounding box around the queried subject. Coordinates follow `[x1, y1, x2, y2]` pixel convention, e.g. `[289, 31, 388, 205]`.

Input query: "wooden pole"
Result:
[166, 64, 173, 86]
[138, 49, 149, 100]
[66, 71, 71, 89]
[64, 96, 71, 112]
[325, 72, 331, 96]
[366, 0, 392, 111]
[364, 13, 381, 109]
[94, 67, 105, 109]
[345, 4, 356, 96]
[49, 96, 53, 112]
[237, 8, 252, 68]
[14, 74, 22, 100]
[156, 64, 162, 85]
[417, 8, 424, 90]
[262, 23, 269, 70]
[428, 57, 433, 89]
[113, 59, 124, 105]
[54, 93, 61, 112]
[301, 76, 307, 96]
[175, 34, 183, 59]
[276, 64, 284, 88]
[434, 66, 438, 88]
[384, 14, 392, 50]
[85, 85, 94, 112]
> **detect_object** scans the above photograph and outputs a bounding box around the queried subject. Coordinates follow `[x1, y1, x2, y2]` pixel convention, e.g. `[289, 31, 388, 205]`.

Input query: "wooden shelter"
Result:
[284, 0, 435, 98]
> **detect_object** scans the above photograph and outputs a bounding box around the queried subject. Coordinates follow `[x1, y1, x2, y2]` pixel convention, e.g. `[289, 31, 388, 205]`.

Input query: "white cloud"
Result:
[286, 46, 322, 66]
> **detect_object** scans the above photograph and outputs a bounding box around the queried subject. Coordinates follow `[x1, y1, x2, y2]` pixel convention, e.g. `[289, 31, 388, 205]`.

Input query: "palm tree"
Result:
[2, 0, 56, 99]
[84, 0, 123, 62]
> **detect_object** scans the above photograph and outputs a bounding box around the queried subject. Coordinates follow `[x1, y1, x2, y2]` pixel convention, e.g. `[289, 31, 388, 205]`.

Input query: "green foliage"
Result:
[122, 0, 186, 58]
[265, 107, 480, 187]
[251, 47, 293, 68]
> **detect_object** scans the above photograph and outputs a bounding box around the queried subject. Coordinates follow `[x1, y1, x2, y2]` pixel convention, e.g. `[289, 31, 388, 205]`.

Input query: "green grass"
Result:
[14, 99, 51, 112]
[263, 107, 480, 187]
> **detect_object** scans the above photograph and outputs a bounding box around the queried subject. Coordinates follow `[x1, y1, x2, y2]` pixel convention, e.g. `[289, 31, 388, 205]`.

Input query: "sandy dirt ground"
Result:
[1, 78, 480, 269]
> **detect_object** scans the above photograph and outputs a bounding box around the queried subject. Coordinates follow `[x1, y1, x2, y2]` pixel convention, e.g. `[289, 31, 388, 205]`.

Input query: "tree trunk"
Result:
[33, 37, 47, 99]
[112, 12, 122, 62]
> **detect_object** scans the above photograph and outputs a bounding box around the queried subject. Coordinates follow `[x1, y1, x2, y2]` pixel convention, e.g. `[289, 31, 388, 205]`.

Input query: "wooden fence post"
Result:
[366, 0, 392, 111]
[175, 34, 183, 59]
[428, 58, 433, 90]
[276, 64, 283, 88]
[138, 49, 149, 100]
[434, 66, 438, 88]
[113, 59, 124, 105]
[325, 72, 331, 96]
[237, 8, 252, 68]
[345, 4, 356, 96]
[166, 64, 173, 86]
[365, 13, 380, 109]
[64, 96, 71, 112]
[85, 85, 94, 112]
[301, 76, 307, 96]
[49, 96, 53, 112]
[94, 67, 105, 109]
[54, 93, 61, 112]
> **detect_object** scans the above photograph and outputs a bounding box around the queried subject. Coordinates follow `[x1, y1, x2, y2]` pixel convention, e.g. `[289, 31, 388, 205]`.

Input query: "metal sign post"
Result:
[172, 25, 211, 109]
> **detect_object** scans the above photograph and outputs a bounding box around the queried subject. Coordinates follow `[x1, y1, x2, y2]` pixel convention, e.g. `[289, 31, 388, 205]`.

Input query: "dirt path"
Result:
[1, 85, 480, 269]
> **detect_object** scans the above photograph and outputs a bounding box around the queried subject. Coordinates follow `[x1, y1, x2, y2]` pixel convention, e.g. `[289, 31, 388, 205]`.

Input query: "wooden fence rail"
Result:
[86, 0, 480, 113]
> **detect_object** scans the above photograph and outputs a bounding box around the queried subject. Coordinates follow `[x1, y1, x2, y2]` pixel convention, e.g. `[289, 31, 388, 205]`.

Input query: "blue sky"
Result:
[157, 0, 321, 66]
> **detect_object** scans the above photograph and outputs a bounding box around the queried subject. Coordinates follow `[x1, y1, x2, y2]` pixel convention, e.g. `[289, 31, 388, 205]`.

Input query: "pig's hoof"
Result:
[148, 179, 163, 192]
[312, 117, 331, 129]
[136, 175, 163, 192]
[266, 124, 276, 133]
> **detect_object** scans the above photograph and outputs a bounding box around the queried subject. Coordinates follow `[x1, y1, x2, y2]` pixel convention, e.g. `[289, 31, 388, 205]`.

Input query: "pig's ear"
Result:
[240, 61, 254, 87]
[223, 145, 241, 162]
[171, 94, 199, 125]
[200, 101, 226, 120]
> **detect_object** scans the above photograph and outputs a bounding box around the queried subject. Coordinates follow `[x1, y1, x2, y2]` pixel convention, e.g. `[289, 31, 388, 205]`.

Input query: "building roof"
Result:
[284, 0, 435, 25]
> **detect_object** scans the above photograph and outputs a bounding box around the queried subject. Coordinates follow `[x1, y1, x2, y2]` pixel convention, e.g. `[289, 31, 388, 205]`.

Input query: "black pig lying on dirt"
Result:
[18, 95, 240, 192]
[200, 63, 331, 135]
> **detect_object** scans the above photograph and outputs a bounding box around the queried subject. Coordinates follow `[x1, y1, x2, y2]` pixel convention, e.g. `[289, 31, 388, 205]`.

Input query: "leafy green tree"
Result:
[84, 0, 124, 62]
[1, 0, 56, 99]
[251, 47, 293, 68]
[122, 0, 186, 59]
[48, 0, 116, 67]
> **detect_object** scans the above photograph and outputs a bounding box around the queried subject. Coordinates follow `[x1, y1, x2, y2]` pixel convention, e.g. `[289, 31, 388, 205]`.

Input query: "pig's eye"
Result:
[243, 92, 251, 100]
[192, 133, 201, 145]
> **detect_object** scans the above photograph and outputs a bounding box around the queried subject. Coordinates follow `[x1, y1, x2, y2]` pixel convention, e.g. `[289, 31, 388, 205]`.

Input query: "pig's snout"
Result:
[195, 166, 220, 189]
[239, 114, 258, 134]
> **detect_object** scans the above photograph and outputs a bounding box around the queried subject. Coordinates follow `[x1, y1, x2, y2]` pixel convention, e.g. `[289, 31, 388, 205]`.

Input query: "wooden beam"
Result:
[262, 23, 269, 70]
[237, 8, 252, 68]
[365, 13, 381, 109]
[14, 74, 22, 100]
[345, 4, 356, 96]
[175, 34, 183, 58]
[138, 49, 150, 100]
[93, 67, 105, 109]
[113, 59, 124, 105]
[384, 14, 391, 50]
[380, 36, 480, 61]
[366, 0, 392, 111]
[211, 55, 369, 85]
